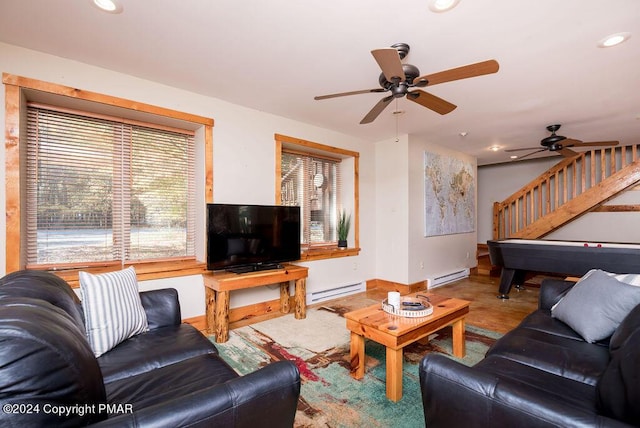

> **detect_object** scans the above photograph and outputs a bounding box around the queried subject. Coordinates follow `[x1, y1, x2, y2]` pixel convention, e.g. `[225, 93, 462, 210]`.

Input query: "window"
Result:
[281, 151, 340, 246]
[275, 134, 360, 260]
[3, 73, 214, 284]
[25, 105, 195, 267]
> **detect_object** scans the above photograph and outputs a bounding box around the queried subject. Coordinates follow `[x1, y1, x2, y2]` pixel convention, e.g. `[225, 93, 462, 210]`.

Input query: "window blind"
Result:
[26, 105, 195, 267]
[280, 151, 341, 248]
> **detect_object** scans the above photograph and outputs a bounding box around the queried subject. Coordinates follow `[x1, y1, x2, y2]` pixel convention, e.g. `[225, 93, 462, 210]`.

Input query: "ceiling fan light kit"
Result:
[428, 0, 462, 13]
[314, 43, 499, 124]
[540, 124, 565, 146]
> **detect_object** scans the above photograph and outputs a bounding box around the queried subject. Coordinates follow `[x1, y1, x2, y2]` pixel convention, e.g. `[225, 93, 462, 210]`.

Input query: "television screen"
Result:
[206, 203, 301, 272]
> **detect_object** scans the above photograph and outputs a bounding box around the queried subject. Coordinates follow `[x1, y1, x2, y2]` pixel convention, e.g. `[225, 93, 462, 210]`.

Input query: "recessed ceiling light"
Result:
[428, 0, 461, 13]
[459, 131, 468, 137]
[92, 0, 123, 13]
[490, 145, 500, 152]
[510, 155, 518, 159]
[597, 32, 631, 48]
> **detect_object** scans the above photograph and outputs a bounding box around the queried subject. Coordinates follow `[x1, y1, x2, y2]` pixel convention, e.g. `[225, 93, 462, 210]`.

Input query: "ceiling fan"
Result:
[505, 124, 620, 160]
[314, 43, 499, 124]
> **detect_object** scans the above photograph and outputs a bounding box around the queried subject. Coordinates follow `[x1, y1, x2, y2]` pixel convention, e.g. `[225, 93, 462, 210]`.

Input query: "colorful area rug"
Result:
[212, 304, 501, 428]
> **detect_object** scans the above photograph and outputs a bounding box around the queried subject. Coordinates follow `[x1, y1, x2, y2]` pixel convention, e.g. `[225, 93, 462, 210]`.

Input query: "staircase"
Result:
[473, 243, 500, 277]
[492, 144, 640, 240]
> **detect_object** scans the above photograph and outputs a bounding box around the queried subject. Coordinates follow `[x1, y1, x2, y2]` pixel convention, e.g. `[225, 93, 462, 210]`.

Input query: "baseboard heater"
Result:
[427, 268, 470, 289]
[306, 281, 366, 305]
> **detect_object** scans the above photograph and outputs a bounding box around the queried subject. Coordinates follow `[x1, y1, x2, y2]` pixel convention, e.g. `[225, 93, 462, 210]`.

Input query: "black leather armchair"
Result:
[419, 278, 640, 427]
[0, 270, 301, 427]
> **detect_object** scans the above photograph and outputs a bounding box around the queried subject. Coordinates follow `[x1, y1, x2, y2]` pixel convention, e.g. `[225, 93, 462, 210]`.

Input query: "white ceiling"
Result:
[1, 0, 639, 165]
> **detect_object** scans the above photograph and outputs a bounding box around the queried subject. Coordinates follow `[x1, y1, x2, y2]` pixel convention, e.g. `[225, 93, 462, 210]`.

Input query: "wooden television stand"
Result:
[202, 264, 309, 343]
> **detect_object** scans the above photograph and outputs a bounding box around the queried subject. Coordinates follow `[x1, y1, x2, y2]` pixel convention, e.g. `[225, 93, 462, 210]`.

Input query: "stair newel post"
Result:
[492, 202, 500, 240]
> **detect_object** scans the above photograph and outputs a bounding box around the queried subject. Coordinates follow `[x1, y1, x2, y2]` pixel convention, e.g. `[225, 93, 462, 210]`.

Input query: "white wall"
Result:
[407, 136, 477, 284]
[545, 189, 640, 243]
[373, 134, 477, 285]
[478, 157, 640, 244]
[0, 42, 377, 319]
[374, 135, 410, 283]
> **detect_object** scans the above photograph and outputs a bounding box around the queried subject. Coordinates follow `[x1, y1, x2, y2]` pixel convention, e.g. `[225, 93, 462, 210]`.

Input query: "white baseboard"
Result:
[426, 268, 470, 289]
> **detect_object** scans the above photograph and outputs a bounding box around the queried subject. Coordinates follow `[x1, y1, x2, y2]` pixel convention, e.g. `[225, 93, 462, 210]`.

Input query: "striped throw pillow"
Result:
[79, 267, 148, 357]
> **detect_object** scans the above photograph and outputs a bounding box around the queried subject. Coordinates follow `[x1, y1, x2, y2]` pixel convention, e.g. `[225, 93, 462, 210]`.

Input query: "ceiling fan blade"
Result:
[406, 90, 456, 115]
[514, 148, 547, 160]
[415, 59, 499, 87]
[568, 140, 620, 148]
[561, 138, 582, 146]
[371, 48, 405, 83]
[505, 147, 546, 152]
[360, 95, 394, 124]
[559, 148, 579, 157]
[314, 88, 386, 100]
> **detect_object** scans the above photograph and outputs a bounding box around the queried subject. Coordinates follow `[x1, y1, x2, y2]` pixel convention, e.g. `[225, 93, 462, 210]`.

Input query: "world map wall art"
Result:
[424, 151, 476, 237]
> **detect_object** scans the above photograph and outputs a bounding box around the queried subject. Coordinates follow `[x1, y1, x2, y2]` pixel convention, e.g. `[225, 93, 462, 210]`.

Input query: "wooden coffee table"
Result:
[345, 292, 470, 402]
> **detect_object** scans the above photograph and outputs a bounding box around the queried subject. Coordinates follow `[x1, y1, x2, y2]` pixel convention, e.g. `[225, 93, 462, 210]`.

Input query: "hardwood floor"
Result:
[316, 273, 540, 335]
[219, 273, 541, 335]
[435, 276, 539, 334]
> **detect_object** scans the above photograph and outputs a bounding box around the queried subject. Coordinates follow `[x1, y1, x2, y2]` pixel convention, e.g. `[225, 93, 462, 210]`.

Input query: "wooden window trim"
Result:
[3, 73, 214, 283]
[275, 133, 360, 261]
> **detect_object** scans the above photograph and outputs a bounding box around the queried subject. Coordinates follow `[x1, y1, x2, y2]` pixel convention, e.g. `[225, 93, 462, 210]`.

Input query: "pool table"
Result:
[487, 239, 640, 299]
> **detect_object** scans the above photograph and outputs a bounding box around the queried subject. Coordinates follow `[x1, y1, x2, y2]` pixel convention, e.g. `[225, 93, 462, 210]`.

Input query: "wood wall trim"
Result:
[4, 83, 21, 273]
[591, 204, 640, 212]
[51, 260, 208, 288]
[353, 155, 360, 250]
[205, 124, 214, 203]
[2, 73, 213, 127]
[366, 278, 428, 294]
[3, 74, 214, 276]
[299, 247, 360, 261]
[274, 133, 360, 258]
[275, 139, 282, 204]
[275, 133, 360, 158]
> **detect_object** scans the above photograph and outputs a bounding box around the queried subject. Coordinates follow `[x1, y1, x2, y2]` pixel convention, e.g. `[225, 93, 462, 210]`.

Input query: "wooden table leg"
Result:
[279, 281, 290, 314]
[294, 278, 306, 319]
[452, 318, 466, 358]
[349, 332, 365, 379]
[386, 347, 403, 402]
[205, 287, 216, 335]
[214, 290, 230, 343]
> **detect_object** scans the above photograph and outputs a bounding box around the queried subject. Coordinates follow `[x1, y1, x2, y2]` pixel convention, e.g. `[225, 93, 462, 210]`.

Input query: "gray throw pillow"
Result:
[551, 269, 640, 343]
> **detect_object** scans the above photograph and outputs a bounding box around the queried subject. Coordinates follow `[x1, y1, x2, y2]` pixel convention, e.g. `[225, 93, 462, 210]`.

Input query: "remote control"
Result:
[402, 301, 423, 307]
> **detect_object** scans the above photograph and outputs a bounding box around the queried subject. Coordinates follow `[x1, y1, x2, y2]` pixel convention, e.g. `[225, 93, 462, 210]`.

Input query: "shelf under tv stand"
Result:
[224, 262, 284, 274]
[202, 264, 309, 343]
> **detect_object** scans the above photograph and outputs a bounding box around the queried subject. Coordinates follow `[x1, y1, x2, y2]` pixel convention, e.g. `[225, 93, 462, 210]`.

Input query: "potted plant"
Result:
[337, 211, 351, 249]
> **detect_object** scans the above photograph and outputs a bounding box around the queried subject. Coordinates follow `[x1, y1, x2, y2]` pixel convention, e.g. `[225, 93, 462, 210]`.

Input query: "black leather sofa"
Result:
[419, 278, 640, 427]
[0, 270, 301, 427]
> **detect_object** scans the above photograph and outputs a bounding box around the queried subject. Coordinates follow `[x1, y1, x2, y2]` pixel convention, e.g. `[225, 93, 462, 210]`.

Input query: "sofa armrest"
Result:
[92, 361, 300, 428]
[139, 289, 181, 329]
[419, 354, 629, 428]
[539, 279, 576, 310]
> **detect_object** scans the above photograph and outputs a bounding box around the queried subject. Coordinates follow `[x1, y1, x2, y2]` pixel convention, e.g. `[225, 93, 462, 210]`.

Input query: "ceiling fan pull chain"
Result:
[395, 99, 399, 142]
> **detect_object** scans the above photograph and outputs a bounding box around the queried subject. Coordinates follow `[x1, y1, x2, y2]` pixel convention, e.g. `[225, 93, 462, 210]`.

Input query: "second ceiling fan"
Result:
[505, 124, 620, 160]
[314, 43, 499, 124]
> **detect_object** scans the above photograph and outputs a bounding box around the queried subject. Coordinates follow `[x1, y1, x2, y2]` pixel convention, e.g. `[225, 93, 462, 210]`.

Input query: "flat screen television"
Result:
[206, 203, 301, 273]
